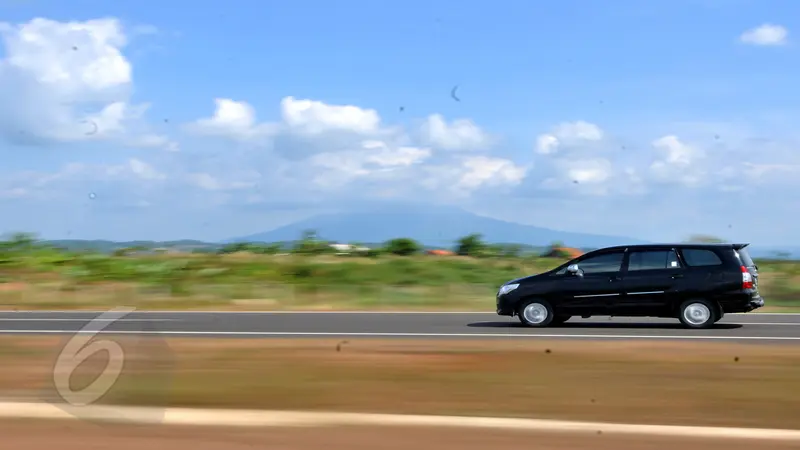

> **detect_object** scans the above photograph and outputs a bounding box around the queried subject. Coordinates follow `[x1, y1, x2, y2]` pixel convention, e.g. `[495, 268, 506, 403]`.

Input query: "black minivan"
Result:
[495, 243, 764, 329]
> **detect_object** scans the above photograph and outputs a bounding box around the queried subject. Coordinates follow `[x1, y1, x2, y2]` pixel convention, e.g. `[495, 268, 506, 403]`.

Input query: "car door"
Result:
[614, 249, 685, 316]
[557, 250, 625, 315]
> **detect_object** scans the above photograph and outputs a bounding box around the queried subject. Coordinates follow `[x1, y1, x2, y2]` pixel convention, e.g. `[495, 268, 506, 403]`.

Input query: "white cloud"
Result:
[281, 96, 381, 135]
[652, 135, 702, 165]
[184, 96, 518, 201]
[564, 158, 612, 185]
[307, 140, 432, 188]
[538, 157, 614, 196]
[535, 120, 604, 154]
[127, 158, 166, 180]
[0, 17, 175, 150]
[536, 134, 559, 154]
[187, 96, 385, 142]
[185, 98, 278, 141]
[415, 156, 527, 200]
[1, 18, 131, 90]
[649, 135, 706, 187]
[419, 114, 491, 151]
[455, 156, 527, 190]
[739, 24, 788, 46]
[0, 158, 168, 203]
[360, 140, 431, 167]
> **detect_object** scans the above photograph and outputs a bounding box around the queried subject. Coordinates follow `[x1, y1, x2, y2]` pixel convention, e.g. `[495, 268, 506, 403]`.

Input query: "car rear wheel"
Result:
[678, 299, 718, 329]
[517, 299, 554, 327]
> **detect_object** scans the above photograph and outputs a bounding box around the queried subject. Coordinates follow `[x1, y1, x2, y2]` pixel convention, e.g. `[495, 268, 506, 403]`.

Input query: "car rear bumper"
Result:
[744, 296, 765, 312]
[721, 295, 764, 313]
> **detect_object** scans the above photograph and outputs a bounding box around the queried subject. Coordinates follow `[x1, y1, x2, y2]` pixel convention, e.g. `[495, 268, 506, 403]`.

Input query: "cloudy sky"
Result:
[0, 0, 798, 246]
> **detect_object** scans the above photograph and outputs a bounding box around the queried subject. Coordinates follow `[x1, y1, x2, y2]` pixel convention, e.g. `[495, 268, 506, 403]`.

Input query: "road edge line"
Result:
[0, 402, 798, 441]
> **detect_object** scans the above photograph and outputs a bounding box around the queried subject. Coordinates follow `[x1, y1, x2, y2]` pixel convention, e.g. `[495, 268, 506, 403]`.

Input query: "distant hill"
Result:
[14, 204, 798, 258]
[227, 205, 651, 249]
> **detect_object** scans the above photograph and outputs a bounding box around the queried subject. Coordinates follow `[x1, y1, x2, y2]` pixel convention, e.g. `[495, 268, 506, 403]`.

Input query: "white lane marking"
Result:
[0, 402, 799, 440]
[0, 310, 494, 315]
[0, 318, 176, 322]
[728, 322, 800, 326]
[0, 329, 799, 341]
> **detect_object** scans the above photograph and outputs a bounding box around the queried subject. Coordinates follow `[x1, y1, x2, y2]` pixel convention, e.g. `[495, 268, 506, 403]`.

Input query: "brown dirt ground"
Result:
[1, 338, 800, 430]
[3, 420, 800, 450]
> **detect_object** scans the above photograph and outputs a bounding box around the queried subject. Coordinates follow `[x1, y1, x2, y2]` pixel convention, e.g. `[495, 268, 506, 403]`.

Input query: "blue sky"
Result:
[0, 0, 799, 246]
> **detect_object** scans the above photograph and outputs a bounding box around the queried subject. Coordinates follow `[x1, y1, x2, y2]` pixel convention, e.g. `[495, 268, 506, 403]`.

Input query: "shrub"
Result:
[456, 233, 486, 256]
[384, 238, 420, 256]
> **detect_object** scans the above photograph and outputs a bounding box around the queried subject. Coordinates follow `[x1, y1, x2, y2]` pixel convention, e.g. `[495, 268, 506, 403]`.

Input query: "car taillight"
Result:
[741, 265, 754, 289]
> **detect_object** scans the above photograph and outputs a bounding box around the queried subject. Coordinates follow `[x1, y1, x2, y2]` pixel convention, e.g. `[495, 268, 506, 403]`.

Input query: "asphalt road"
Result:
[0, 310, 799, 342]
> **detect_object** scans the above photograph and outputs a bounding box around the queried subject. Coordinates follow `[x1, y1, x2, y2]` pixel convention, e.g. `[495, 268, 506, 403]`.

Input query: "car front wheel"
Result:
[517, 299, 554, 327]
[678, 299, 719, 329]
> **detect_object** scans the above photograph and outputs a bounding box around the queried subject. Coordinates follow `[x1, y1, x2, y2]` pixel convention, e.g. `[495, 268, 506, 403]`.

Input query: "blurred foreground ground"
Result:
[3, 421, 799, 450]
[1, 338, 799, 429]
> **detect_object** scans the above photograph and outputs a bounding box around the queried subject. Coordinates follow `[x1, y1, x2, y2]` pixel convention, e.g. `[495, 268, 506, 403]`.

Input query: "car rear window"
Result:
[735, 247, 755, 267]
[680, 248, 723, 266]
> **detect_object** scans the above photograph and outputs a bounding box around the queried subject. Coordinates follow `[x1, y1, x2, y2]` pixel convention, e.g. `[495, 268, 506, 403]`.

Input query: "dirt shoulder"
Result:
[3, 420, 800, 450]
[2, 337, 799, 430]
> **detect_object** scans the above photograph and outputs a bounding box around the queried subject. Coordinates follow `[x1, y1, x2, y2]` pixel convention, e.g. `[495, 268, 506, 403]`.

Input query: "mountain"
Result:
[227, 205, 651, 249]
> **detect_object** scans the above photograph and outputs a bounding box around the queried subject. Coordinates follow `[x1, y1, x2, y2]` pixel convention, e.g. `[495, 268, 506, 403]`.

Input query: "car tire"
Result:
[678, 299, 719, 329]
[517, 299, 555, 327]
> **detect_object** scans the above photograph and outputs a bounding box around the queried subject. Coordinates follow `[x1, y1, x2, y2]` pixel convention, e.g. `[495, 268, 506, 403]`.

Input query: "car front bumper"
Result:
[496, 293, 516, 316]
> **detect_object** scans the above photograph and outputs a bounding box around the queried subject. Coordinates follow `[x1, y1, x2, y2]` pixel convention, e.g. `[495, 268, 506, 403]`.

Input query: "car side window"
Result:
[666, 250, 681, 268]
[576, 252, 624, 274]
[681, 249, 723, 266]
[628, 250, 682, 271]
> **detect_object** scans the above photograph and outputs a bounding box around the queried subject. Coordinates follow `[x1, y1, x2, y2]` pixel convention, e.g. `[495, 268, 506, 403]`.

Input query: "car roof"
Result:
[589, 243, 748, 253]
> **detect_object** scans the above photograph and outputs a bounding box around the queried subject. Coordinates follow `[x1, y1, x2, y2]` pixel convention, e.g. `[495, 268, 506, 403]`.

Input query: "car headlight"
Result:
[498, 283, 519, 296]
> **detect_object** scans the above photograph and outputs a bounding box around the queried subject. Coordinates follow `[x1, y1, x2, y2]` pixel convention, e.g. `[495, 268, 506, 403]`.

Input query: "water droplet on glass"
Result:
[88, 192, 96, 200]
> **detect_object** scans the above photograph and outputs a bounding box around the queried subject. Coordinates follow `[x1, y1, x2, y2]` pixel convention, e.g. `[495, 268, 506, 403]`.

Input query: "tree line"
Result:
[216, 230, 534, 258]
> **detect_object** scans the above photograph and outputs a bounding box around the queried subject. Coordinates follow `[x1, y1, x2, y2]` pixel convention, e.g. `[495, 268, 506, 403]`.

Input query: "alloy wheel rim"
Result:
[683, 303, 711, 325]
[523, 303, 548, 324]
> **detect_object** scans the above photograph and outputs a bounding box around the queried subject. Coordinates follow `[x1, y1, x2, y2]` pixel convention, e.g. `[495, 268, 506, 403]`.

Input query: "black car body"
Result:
[496, 243, 764, 328]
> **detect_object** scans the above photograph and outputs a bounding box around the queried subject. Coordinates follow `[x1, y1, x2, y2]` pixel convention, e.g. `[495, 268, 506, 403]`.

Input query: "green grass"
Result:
[0, 243, 799, 310]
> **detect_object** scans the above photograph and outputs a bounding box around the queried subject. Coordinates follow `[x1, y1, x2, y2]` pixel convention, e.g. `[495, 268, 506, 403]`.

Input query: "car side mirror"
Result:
[567, 264, 583, 277]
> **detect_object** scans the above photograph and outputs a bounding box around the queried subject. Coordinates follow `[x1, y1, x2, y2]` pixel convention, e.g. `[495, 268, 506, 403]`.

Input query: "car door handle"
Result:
[671, 274, 684, 279]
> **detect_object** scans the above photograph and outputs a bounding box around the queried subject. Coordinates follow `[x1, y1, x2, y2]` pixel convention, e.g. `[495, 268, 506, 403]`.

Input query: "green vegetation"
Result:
[0, 231, 798, 310]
